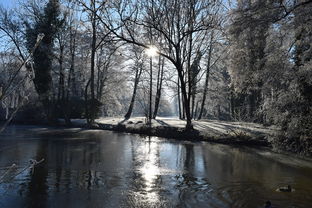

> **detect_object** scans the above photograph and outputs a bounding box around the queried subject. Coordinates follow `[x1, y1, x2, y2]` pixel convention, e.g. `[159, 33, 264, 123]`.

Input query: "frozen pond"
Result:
[0, 125, 312, 208]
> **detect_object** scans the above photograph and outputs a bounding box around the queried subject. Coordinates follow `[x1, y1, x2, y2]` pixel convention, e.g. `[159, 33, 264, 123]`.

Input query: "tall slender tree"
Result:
[125, 47, 144, 119]
[153, 56, 165, 119]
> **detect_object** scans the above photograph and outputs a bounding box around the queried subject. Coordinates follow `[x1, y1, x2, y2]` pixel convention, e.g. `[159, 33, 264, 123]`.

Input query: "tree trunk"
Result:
[87, 0, 97, 124]
[194, 100, 200, 119]
[0, 97, 27, 133]
[198, 33, 214, 120]
[84, 79, 91, 124]
[176, 63, 193, 129]
[177, 77, 182, 119]
[153, 57, 164, 119]
[58, 45, 64, 101]
[58, 44, 70, 125]
[125, 66, 142, 119]
[187, 1, 195, 120]
[87, 1, 97, 124]
[63, 28, 77, 126]
[190, 51, 202, 119]
[69, 34, 77, 97]
[230, 89, 235, 120]
[148, 57, 153, 124]
[90, 2, 96, 101]
[191, 89, 196, 119]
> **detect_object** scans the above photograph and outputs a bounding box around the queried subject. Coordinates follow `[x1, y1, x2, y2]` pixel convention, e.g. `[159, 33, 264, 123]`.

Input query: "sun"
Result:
[145, 46, 158, 57]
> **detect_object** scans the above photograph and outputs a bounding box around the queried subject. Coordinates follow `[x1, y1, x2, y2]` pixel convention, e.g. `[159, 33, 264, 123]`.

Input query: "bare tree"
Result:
[152, 56, 165, 119]
[94, 0, 222, 129]
[198, 32, 214, 120]
[0, 34, 44, 133]
[124, 46, 144, 119]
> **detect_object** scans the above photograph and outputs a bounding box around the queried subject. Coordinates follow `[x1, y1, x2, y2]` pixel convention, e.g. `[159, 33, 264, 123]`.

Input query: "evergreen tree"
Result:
[25, 0, 63, 122]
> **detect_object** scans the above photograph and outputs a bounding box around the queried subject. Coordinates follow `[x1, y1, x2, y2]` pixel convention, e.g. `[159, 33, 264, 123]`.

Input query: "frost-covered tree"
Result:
[229, 0, 271, 122]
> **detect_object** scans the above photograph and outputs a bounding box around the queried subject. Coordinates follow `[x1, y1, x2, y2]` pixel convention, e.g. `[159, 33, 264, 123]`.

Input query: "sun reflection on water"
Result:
[130, 137, 162, 206]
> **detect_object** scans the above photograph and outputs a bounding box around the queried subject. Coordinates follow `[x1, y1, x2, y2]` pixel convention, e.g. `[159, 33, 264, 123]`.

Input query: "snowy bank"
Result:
[92, 117, 278, 146]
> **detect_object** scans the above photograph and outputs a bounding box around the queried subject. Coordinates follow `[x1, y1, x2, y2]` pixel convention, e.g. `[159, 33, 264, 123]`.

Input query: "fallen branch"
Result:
[0, 158, 45, 184]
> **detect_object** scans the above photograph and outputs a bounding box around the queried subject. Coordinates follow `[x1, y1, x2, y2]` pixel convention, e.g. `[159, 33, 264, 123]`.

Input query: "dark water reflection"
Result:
[1, 125, 312, 208]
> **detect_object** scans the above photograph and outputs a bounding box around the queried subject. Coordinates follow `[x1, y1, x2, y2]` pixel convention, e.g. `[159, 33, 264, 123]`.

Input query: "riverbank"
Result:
[90, 117, 278, 147]
[5, 116, 311, 157]
[92, 117, 312, 157]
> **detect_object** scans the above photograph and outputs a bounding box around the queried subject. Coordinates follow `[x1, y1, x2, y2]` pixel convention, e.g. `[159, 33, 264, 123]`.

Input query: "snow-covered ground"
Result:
[96, 116, 279, 138]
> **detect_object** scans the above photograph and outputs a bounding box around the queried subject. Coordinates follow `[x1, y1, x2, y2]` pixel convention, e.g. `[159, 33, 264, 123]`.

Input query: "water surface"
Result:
[0, 125, 312, 208]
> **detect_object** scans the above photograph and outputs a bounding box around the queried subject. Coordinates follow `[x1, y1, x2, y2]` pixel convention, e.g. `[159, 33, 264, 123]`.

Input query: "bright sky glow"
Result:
[145, 46, 158, 57]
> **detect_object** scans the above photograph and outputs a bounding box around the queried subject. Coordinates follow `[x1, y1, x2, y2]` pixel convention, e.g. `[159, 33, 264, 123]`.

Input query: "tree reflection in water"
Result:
[26, 141, 48, 208]
[1, 126, 312, 208]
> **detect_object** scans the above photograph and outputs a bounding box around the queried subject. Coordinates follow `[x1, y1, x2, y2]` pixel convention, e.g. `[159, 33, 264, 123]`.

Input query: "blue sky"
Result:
[0, 0, 18, 8]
